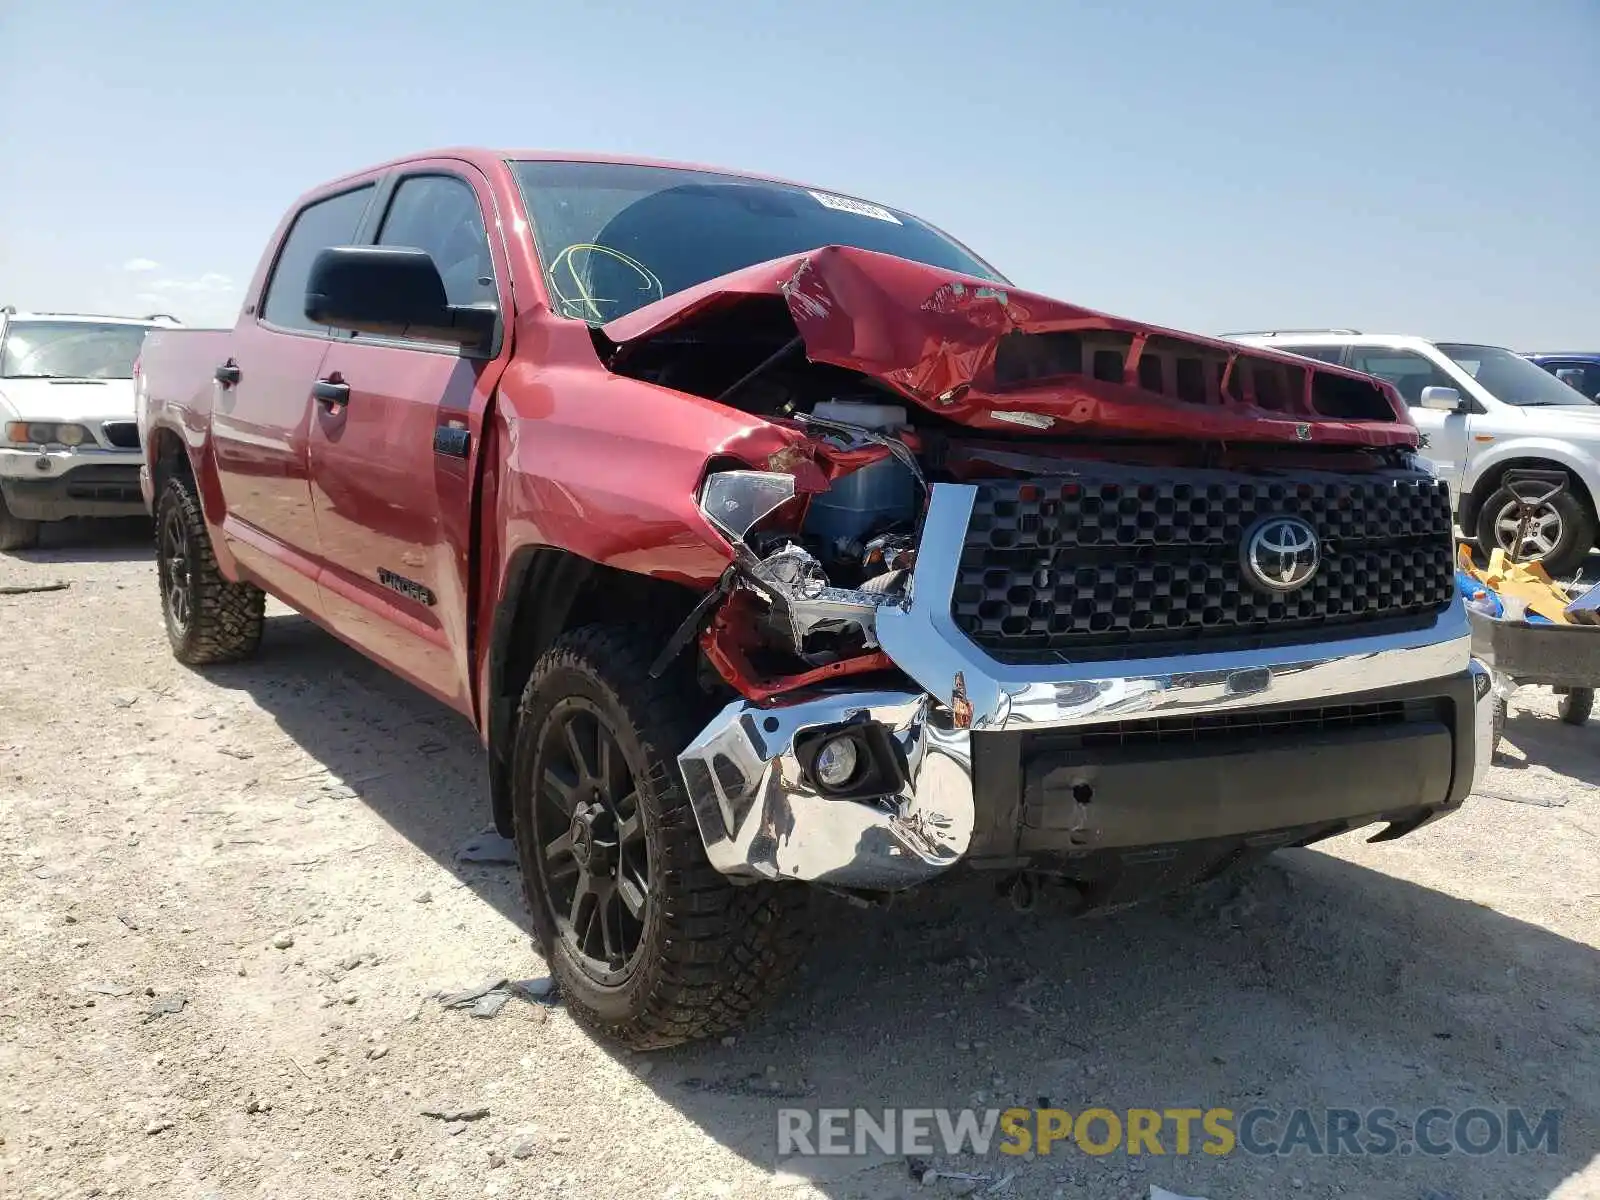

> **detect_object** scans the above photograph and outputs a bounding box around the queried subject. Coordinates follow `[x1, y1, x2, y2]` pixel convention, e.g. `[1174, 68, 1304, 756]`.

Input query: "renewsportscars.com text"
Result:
[777, 1106, 1561, 1159]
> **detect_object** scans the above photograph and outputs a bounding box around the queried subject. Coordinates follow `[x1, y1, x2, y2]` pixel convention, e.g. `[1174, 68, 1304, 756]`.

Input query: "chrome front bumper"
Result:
[679, 483, 1490, 891]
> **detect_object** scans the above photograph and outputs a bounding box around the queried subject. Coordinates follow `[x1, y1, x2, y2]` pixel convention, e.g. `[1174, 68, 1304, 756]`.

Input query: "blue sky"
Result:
[2, 0, 1595, 347]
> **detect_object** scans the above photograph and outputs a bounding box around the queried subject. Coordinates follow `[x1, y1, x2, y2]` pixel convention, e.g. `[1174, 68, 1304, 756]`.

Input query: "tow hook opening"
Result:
[998, 872, 1087, 914]
[1002, 872, 1037, 913]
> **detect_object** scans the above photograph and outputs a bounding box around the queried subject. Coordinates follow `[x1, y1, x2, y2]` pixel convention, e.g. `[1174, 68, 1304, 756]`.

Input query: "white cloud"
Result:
[146, 272, 236, 295]
[122, 258, 160, 273]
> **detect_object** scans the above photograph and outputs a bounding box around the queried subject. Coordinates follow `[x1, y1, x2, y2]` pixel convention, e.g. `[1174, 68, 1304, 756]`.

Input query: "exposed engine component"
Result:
[748, 542, 898, 663]
[681, 464, 918, 695]
[801, 455, 917, 562]
[862, 532, 916, 575]
[792, 402, 923, 573]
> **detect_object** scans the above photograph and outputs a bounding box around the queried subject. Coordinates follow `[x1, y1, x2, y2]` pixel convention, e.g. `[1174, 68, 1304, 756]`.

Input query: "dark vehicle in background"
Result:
[1525, 353, 1600, 403]
[135, 149, 1493, 1049]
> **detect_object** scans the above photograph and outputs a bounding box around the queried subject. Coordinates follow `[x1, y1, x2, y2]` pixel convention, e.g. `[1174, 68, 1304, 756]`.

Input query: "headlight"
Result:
[4, 421, 94, 447]
[697, 470, 797, 542]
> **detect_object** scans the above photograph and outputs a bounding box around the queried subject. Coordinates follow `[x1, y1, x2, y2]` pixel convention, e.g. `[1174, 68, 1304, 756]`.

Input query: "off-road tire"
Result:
[0, 493, 41, 552]
[155, 475, 265, 665]
[511, 623, 811, 1050]
[1558, 687, 1593, 726]
[1476, 478, 1596, 580]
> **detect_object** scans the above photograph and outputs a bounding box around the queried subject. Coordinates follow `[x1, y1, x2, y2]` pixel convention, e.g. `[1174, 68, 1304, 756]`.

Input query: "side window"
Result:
[1348, 349, 1458, 407]
[377, 175, 495, 308]
[260, 186, 375, 333]
[1276, 344, 1345, 365]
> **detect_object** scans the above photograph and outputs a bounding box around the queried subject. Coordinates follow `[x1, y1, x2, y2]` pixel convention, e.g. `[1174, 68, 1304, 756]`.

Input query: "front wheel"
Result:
[155, 474, 265, 665]
[511, 624, 810, 1050]
[1476, 478, 1596, 579]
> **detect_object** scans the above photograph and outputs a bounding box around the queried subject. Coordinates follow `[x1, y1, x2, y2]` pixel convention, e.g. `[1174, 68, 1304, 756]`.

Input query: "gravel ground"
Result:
[2, 520, 1597, 1200]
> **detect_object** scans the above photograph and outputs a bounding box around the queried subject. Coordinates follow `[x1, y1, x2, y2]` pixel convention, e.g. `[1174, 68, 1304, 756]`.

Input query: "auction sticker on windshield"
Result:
[809, 190, 902, 224]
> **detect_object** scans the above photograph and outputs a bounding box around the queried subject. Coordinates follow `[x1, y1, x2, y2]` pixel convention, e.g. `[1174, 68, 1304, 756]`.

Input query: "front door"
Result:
[1348, 347, 1472, 504]
[307, 166, 510, 715]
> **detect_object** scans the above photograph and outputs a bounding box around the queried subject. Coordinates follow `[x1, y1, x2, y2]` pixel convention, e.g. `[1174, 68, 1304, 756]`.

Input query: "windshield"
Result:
[1439, 343, 1596, 408]
[511, 160, 1005, 324]
[0, 321, 154, 380]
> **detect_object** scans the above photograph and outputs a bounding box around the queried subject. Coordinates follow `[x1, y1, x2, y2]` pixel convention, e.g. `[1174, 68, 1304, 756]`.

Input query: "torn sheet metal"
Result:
[604, 246, 1417, 449]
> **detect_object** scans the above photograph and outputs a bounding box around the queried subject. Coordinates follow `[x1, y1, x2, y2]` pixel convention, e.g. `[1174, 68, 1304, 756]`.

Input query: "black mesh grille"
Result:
[1029, 698, 1442, 755]
[102, 421, 140, 449]
[952, 465, 1455, 659]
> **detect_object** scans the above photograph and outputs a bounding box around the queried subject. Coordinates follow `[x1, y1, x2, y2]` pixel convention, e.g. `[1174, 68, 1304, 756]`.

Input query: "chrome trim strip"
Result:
[677, 690, 974, 890]
[876, 483, 1473, 731]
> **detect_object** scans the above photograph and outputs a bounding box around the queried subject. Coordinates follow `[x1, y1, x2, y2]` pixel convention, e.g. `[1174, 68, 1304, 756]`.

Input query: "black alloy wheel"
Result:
[532, 698, 650, 984]
[158, 497, 192, 637]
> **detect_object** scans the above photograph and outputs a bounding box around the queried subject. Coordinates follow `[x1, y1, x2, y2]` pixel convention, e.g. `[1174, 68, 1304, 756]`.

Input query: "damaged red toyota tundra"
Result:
[136, 150, 1495, 1048]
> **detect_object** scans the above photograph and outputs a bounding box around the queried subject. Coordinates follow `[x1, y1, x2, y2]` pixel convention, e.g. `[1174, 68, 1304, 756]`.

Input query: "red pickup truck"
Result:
[136, 149, 1493, 1049]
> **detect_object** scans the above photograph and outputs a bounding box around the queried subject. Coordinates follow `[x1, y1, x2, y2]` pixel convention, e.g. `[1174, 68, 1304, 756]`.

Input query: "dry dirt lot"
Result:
[2, 520, 1597, 1200]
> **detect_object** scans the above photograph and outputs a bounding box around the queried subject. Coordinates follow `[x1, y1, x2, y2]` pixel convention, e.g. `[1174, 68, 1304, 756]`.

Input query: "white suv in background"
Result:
[1224, 330, 1600, 578]
[0, 309, 180, 550]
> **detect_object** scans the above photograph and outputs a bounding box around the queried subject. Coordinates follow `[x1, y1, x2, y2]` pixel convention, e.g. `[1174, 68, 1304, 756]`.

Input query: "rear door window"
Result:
[1275, 344, 1345, 365]
[260, 186, 376, 333]
[1348, 348, 1458, 407]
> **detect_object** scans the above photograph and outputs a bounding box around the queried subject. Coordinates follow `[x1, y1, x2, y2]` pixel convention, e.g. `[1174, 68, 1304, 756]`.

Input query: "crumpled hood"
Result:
[604, 246, 1418, 449]
[0, 377, 136, 423]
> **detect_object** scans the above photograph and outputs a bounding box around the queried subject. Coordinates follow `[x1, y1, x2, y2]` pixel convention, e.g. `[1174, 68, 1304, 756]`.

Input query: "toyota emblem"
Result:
[1242, 516, 1320, 593]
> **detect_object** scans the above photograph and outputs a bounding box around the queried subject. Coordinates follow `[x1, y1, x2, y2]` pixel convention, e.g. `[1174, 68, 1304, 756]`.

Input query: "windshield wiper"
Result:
[0, 373, 63, 380]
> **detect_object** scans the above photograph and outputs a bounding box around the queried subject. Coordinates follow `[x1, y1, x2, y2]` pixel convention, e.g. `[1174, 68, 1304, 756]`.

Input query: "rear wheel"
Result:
[155, 474, 265, 664]
[1558, 687, 1593, 726]
[512, 624, 810, 1050]
[1476, 478, 1595, 579]
[0, 493, 41, 552]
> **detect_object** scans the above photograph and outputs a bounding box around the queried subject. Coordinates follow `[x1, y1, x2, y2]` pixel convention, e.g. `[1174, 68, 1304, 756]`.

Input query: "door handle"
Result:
[312, 379, 351, 408]
[214, 362, 241, 386]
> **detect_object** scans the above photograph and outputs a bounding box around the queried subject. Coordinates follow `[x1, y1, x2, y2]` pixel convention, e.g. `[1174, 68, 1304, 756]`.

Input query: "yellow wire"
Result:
[548, 244, 664, 321]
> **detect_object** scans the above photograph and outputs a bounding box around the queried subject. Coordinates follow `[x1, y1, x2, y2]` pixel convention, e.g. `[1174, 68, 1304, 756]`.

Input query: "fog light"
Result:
[814, 736, 859, 789]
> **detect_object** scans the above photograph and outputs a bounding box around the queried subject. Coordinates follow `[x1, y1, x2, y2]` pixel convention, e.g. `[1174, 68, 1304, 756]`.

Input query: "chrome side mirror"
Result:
[1420, 386, 1464, 413]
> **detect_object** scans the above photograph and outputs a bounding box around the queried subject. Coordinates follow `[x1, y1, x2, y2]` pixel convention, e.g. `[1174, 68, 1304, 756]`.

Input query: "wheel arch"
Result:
[148, 424, 192, 498]
[483, 546, 700, 837]
[1460, 450, 1600, 536]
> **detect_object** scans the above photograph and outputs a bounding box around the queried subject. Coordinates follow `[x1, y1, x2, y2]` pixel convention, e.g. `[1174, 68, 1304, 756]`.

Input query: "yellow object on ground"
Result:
[1457, 543, 1576, 624]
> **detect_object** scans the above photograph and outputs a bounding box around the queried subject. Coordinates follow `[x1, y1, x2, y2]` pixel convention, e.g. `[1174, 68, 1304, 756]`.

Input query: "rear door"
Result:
[212, 183, 377, 610]
[306, 163, 511, 715]
[1348, 346, 1474, 500]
